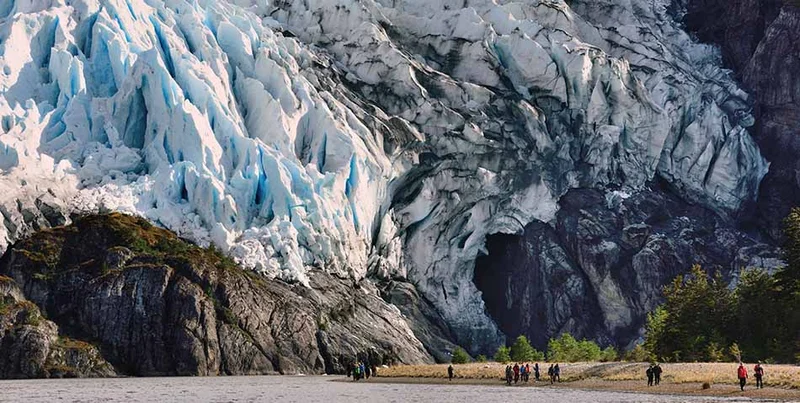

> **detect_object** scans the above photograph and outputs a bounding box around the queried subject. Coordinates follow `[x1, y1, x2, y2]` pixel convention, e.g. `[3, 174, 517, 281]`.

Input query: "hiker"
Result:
[360, 362, 366, 380]
[448, 364, 454, 381]
[505, 365, 513, 386]
[653, 363, 662, 385]
[548, 364, 554, 384]
[513, 363, 520, 384]
[754, 362, 764, 389]
[738, 362, 748, 391]
[365, 363, 371, 379]
[520, 363, 527, 382]
[353, 362, 361, 381]
[346, 361, 352, 379]
[553, 363, 561, 382]
[646, 365, 654, 386]
[525, 363, 531, 382]
[372, 364, 378, 377]
[534, 363, 540, 381]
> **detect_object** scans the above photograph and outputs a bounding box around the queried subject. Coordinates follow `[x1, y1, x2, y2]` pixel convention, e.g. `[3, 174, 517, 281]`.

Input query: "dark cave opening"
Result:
[472, 220, 606, 351]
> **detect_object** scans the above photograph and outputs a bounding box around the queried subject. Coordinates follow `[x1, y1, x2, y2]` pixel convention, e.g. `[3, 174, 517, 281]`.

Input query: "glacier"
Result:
[0, 0, 772, 353]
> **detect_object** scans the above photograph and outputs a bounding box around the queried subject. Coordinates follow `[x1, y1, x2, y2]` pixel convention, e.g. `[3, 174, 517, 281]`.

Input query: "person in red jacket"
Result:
[737, 362, 748, 391]
[754, 361, 765, 389]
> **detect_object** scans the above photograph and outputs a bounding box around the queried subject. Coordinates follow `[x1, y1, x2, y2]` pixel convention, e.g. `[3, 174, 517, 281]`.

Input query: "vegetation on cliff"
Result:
[643, 208, 800, 363]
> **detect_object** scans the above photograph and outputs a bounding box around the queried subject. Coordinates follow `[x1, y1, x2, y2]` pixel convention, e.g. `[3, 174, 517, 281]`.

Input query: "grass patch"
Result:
[379, 362, 800, 388]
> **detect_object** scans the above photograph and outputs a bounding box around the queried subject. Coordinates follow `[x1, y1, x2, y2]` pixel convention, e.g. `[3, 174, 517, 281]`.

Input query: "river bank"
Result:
[367, 362, 800, 400]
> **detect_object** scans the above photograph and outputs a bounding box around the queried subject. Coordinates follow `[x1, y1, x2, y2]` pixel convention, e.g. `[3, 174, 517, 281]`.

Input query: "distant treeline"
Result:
[642, 208, 800, 364]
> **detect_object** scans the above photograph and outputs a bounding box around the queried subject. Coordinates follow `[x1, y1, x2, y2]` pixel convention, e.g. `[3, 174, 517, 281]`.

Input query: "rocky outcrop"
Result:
[679, 0, 800, 239]
[0, 214, 433, 378]
[0, 276, 115, 378]
[474, 186, 782, 350]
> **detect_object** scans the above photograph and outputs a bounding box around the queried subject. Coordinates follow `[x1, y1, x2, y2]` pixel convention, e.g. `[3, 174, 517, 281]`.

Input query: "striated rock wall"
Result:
[0, 214, 433, 378]
[679, 0, 800, 239]
[0, 276, 116, 378]
[474, 185, 783, 350]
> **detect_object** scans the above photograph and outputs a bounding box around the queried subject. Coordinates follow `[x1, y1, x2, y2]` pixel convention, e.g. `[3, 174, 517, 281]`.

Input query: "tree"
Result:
[623, 344, 652, 362]
[451, 347, 470, 364]
[547, 333, 603, 362]
[510, 335, 544, 361]
[600, 346, 618, 362]
[640, 209, 800, 363]
[646, 265, 735, 362]
[778, 208, 800, 360]
[494, 346, 511, 363]
[729, 343, 742, 363]
[735, 268, 780, 360]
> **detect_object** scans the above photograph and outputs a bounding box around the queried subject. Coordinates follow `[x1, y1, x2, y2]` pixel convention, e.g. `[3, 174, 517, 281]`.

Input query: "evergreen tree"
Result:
[510, 335, 544, 361]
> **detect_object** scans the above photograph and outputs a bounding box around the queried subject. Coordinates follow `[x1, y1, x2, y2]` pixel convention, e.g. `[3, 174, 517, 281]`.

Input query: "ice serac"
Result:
[266, 0, 769, 350]
[0, 0, 775, 355]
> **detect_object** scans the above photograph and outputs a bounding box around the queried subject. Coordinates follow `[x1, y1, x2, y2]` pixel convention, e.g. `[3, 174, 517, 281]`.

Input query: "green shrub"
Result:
[451, 347, 470, 364]
[623, 344, 652, 362]
[494, 345, 511, 363]
[510, 335, 545, 362]
[600, 346, 618, 362]
[476, 354, 487, 362]
[547, 333, 603, 362]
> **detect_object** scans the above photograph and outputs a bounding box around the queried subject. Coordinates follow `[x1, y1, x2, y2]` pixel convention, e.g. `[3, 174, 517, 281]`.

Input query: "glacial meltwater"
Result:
[0, 376, 771, 402]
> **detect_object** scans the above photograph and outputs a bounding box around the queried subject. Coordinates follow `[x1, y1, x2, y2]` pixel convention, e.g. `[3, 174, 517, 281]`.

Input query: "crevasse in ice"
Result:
[0, 0, 770, 350]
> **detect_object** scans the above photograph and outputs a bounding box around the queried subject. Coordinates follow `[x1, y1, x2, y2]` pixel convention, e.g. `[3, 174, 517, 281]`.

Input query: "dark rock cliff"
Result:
[0, 214, 434, 378]
[474, 186, 780, 350]
[681, 0, 800, 239]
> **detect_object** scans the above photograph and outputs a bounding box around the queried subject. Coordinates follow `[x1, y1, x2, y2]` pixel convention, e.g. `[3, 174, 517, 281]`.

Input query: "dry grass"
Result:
[380, 362, 800, 389]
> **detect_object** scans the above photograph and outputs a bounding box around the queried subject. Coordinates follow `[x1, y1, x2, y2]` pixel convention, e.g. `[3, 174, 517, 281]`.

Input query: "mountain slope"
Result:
[0, 0, 780, 354]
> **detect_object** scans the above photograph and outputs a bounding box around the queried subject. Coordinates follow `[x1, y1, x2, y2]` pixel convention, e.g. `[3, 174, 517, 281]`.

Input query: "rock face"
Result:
[679, 0, 800, 239]
[0, 276, 116, 378]
[0, 214, 432, 378]
[474, 186, 782, 350]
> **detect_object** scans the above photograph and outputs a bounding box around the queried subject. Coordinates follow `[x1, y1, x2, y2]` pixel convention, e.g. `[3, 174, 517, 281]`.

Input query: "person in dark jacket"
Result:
[553, 363, 561, 382]
[448, 364, 454, 381]
[534, 363, 540, 381]
[548, 364, 554, 384]
[505, 365, 513, 386]
[646, 365, 654, 386]
[653, 363, 662, 385]
[513, 363, 520, 384]
[738, 362, 748, 391]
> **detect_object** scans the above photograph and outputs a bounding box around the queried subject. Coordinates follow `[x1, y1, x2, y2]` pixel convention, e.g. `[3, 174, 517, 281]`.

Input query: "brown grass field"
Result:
[370, 362, 800, 400]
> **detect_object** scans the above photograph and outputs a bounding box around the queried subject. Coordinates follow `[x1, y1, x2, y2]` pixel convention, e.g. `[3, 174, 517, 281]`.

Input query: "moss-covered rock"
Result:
[0, 213, 432, 378]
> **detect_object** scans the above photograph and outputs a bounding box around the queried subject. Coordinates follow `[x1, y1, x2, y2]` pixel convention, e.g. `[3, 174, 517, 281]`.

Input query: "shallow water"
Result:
[0, 376, 770, 402]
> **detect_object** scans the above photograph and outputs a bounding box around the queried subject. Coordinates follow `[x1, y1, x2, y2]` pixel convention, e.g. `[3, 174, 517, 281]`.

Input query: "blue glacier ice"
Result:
[0, 0, 772, 351]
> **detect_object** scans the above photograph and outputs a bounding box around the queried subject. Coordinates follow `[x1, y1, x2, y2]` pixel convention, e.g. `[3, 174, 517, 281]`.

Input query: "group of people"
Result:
[645, 363, 663, 386]
[502, 363, 560, 385]
[737, 361, 766, 391]
[347, 361, 378, 381]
